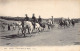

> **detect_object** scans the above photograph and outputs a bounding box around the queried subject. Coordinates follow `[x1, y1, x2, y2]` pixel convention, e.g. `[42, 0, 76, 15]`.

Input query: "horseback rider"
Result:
[63, 20, 67, 26]
[71, 19, 75, 26]
[59, 18, 64, 26]
[24, 14, 29, 21]
[32, 13, 37, 29]
[38, 15, 42, 26]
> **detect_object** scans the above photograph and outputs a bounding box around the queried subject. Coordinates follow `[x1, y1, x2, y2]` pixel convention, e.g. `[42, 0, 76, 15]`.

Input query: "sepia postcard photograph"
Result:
[0, 0, 80, 51]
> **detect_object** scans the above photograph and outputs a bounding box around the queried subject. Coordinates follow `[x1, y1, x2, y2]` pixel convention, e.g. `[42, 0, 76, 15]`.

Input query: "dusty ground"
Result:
[0, 23, 80, 46]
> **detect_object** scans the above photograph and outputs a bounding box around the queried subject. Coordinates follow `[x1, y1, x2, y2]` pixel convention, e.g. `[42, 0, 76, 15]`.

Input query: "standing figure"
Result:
[68, 17, 71, 26]
[51, 16, 54, 24]
[8, 24, 10, 30]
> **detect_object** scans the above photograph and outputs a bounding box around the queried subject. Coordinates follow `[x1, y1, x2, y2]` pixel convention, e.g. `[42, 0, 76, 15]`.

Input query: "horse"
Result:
[65, 20, 70, 27]
[71, 20, 75, 26]
[58, 20, 70, 28]
[24, 21, 43, 33]
[46, 19, 54, 29]
[24, 21, 33, 34]
[35, 23, 44, 32]
[16, 21, 44, 36]
[16, 21, 23, 35]
[40, 22, 46, 30]
[0, 24, 5, 31]
[12, 23, 16, 30]
[0, 22, 6, 31]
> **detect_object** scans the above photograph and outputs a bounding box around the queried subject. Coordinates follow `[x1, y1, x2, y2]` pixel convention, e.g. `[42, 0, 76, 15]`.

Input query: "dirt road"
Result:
[0, 23, 80, 46]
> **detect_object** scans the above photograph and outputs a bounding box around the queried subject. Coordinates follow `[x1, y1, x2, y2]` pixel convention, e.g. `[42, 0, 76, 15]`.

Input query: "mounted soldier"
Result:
[31, 14, 37, 29]
[38, 15, 42, 26]
[59, 17, 64, 26]
[71, 19, 75, 26]
[24, 14, 29, 21]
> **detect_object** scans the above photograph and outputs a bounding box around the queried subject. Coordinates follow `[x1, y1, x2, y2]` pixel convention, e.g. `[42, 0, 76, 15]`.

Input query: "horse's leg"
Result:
[22, 28, 24, 34]
[63, 24, 65, 28]
[58, 24, 60, 29]
[37, 27, 39, 33]
[66, 23, 68, 28]
[2, 26, 4, 31]
[21, 27, 25, 37]
[32, 28, 33, 33]
[48, 26, 50, 29]
[28, 28, 30, 34]
[60, 24, 62, 29]
[68, 22, 70, 27]
[51, 25, 53, 29]
[13, 26, 15, 30]
[37, 28, 40, 32]
[29, 28, 31, 34]
[31, 28, 33, 34]
[40, 27, 43, 32]
[50, 25, 52, 29]
[18, 28, 20, 35]
[23, 29, 26, 37]
[28, 28, 31, 34]
[66, 23, 68, 27]
[49, 25, 51, 29]
[3, 26, 4, 31]
[27, 27, 29, 33]
[38, 27, 40, 31]
[35, 27, 38, 33]
[67, 23, 69, 27]
[39, 26, 41, 32]
[48, 25, 50, 29]
[30, 28, 32, 34]
[59, 23, 62, 29]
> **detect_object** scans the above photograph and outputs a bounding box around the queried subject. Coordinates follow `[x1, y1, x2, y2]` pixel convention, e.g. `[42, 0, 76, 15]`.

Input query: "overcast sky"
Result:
[0, 0, 80, 19]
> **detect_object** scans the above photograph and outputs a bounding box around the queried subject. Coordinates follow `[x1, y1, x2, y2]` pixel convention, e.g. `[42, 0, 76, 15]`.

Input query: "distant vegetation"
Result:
[0, 16, 80, 23]
[0, 16, 24, 21]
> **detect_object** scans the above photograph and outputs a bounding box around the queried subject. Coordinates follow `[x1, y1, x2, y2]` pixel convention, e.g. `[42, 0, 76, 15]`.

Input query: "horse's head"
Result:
[16, 21, 22, 26]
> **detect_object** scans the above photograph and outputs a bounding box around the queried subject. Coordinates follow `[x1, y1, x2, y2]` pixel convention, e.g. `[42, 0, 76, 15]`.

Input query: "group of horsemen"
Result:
[1, 14, 75, 34]
[21, 14, 45, 30]
[0, 14, 76, 36]
[12, 14, 75, 36]
[20, 14, 75, 31]
[16, 14, 47, 35]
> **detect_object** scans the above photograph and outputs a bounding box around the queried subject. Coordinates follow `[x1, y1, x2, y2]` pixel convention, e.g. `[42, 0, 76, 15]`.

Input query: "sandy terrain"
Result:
[0, 23, 80, 46]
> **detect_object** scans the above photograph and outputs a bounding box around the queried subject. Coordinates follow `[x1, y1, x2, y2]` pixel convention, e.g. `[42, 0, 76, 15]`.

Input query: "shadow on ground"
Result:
[0, 34, 32, 40]
[0, 31, 44, 40]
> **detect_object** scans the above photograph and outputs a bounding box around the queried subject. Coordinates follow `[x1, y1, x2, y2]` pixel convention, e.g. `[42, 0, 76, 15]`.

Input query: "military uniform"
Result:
[32, 14, 37, 29]
[25, 14, 29, 21]
[38, 16, 42, 26]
